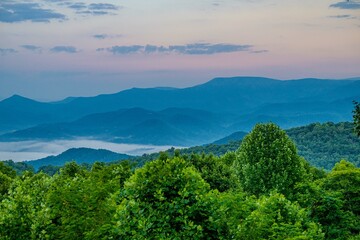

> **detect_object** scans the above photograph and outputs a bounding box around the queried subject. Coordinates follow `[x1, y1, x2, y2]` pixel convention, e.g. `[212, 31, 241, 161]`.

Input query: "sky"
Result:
[0, 0, 360, 101]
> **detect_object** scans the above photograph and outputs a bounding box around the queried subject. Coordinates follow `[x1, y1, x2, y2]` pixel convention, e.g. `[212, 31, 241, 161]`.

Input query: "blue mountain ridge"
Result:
[0, 76, 359, 145]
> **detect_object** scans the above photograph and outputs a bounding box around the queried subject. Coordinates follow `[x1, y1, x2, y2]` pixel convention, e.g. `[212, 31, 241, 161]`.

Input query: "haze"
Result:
[0, 140, 177, 162]
[0, 0, 359, 101]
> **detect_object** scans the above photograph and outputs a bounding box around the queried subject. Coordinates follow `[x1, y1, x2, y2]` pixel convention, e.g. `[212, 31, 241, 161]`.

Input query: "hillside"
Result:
[2, 125, 359, 239]
[0, 77, 359, 136]
[133, 122, 360, 170]
[3, 121, 358, 172]
[287, 122, 360, 169]
[25, 148, 132, 171]
[0, 108, 231, 146]
[212, 131, 247, 145]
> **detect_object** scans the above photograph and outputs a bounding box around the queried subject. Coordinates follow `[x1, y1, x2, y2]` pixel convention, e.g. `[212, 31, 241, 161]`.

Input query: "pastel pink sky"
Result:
[0, 0, 359, 100]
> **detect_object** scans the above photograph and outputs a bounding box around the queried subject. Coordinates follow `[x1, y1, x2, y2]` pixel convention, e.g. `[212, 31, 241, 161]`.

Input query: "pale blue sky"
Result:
[0, 0, 359, 100]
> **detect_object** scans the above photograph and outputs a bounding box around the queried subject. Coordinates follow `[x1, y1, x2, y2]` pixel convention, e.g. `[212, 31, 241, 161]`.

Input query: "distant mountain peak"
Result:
[1, 94, 37, 104]
[201, 76, 278, 88]
[8, 94, 29, 100]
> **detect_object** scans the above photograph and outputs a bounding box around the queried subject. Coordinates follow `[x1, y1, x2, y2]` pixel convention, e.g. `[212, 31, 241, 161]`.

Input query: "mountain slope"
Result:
[25, 147, 132, 171]
[286, 122, 360, 170]
[0, 107, 228, 146]
[22, 122, 360, 171]
[1, 77, 359, 134]
[0, 95, 60, 133]
[208, 122, 360, 170]
[212, 131, 248, 145]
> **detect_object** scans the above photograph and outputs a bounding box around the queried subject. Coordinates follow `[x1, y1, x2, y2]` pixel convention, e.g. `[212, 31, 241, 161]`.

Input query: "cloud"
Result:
[0, 48, 17, 55]
[88, 3, 120, 10]
[67, 2, 87, 10]
[330, 1, 360, 9]
[99, 45, 143, 54]
[93, 34, 123, 39]
[21, 45, 42, 52]
[0, 3, 66, 23]
[251, 50, 269, 54]
[212, 1, 222, 7]
[98, 43, 254, 55]
[329, 14, 356, 19]
[77, 10, 110, 15]
[50, 46, 78, 53]
[61, 2, 121, 16]
[170, 43, 252, 54]
[93, 34, 108, 39]
[0, 140, 172, 162]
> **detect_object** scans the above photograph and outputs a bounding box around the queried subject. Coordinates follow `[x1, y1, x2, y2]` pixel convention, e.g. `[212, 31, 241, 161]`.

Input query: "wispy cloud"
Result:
[93, 34, 123, 39]
[330, 1, 360, 10]
[174, 43, 252, 55]
[66, 2, 87, 10]
[21, 45, 42, 53]
[0, 48, 17, 55]
[0, 3, 66, 23]
[251, 50, 269, 54]
[328, 14, 355, 19]
[88, 3, 119, 10]
[98, 45, 143, 54]
[98, 43, 254, 55]
[62, 2, 121, 16]
[50, 46, 79, 53]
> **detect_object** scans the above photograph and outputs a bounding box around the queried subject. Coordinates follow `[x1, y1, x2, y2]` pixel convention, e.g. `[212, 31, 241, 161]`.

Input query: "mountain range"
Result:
[20, 122, 359, 171]
[1, 76, 359, 146]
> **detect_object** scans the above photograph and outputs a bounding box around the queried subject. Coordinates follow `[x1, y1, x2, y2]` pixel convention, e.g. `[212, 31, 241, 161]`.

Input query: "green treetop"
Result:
[234, 123, 306, 197]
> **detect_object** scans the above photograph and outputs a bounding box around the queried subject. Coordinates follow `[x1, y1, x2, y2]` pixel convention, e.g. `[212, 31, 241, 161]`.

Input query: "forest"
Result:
[1, 120, 360, 239]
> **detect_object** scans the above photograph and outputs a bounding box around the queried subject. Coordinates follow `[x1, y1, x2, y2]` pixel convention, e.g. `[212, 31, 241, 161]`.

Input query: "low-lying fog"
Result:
[0, 140, 178, 162]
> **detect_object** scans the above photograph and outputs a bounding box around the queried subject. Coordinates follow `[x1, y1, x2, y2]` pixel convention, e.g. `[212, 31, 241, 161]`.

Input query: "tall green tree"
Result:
[32, 161, 132, 239]
[0, 172, 51, 240]
[234, 123, 306, 197]
[293, 160, 360, 239]
[0, 161, 16, 200]
[323, 160, 360, 216]
[317, 160, 360, 239]
[237, 193, 324, 239]
[353, 100, 360, 137]
[188, 152, 240, 192]
[113, 156, 226, 239]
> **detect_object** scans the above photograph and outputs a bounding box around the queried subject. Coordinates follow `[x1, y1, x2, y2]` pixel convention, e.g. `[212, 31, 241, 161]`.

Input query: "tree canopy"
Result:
[1, 123, 359, 239]
[234, 123, 306, 197]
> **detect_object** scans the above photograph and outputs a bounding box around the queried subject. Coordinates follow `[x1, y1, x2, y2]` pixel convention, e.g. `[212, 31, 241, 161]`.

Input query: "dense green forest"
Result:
[287, 122, 360, 169]
[1, 123, 359, 239]
[131, 121, 360, 170]
[6, 121, 358, 174]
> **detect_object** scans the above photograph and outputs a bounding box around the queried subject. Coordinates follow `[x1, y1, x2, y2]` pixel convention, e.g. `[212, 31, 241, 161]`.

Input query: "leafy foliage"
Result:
[287, 122, 360, 169]
[354, 101, 360, 137]
[1, 160, 34, 175]
[234, 123, 306, 197]
[187, 152, 240, 192]
[113, 157, 226, 239]
[237, 193, 324, 239]
[1, 123, 359, 239]
[133, 121, 360, 170]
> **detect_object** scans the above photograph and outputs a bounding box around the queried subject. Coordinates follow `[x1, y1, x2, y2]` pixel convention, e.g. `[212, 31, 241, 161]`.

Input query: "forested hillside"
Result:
[287, 122, 360, 169]
[131, 122, 360, 170]
[26, 148, 132, 171]
[1, 123, 359, 239]
[8, 121, 358, 172]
